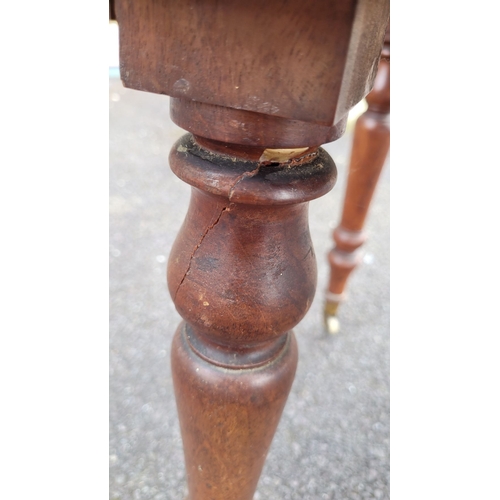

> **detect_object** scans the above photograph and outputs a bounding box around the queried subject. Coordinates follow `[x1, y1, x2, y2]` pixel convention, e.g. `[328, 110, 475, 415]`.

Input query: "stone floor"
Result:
[109, 76, 390, 500]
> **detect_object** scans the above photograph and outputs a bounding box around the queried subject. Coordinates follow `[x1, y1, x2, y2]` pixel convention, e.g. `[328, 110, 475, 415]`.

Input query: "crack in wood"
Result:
[173, 205, 229, 301]
[228, 164, 261, 201]
[174, 162, 262, 301]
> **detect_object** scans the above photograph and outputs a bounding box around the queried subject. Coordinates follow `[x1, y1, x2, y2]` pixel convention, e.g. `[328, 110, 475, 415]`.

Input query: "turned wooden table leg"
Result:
[324, 30, 390, 334]
[112, 0, 389, 495]
[167, 134, 337, 499]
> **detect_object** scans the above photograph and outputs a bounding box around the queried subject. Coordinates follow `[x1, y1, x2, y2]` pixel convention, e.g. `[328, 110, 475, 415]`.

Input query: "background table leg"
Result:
[325, 35, 390, 334]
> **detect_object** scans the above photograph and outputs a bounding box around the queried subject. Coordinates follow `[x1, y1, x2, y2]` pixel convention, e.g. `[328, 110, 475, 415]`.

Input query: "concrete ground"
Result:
[109, 76, 389, 500]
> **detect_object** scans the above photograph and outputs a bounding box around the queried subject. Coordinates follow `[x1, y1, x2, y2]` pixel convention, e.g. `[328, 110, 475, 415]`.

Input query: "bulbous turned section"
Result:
[167, 134, 337, 500]
[168, 134, 337, 350]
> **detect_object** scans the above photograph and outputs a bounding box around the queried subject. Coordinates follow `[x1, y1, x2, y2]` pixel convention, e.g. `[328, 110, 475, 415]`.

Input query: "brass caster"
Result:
[324, 292, 345, 335]
[325, 314, 340, 335]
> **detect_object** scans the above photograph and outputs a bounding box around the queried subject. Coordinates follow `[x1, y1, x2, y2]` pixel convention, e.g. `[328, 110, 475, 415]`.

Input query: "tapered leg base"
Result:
[171, 323, 298, 500]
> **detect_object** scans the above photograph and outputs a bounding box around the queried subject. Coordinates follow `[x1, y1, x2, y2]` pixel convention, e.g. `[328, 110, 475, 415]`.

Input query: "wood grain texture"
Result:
[172, 325, 298, 500]
[170, 97, 348, 148]
[115, 0, 389, 126]
[111, 0, 390, 493]
[167, 134, 337, 498]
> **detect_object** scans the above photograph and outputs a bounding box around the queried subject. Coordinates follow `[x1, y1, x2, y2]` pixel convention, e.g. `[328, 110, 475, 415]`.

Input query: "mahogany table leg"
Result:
[167, 134, 337, 499]
[324, 34, 390, 334]
[112, 0, 389, 494]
